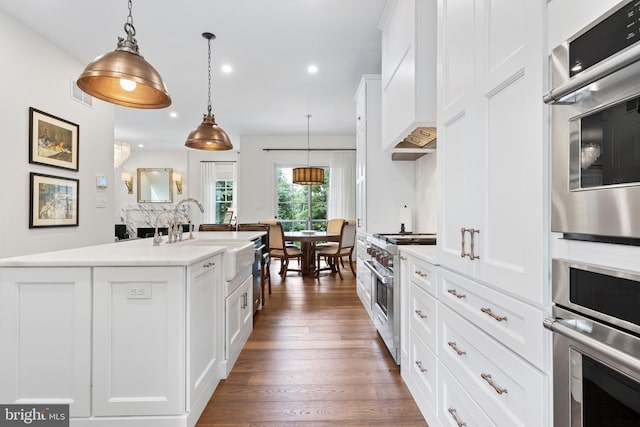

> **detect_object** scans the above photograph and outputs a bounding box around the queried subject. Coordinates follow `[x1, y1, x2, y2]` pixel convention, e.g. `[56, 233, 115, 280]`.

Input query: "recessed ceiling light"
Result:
[308, 64, 318, 74]
[221, 64, 233, 73]
[138, 144, 144, 148]
[169, 112, 178, 118]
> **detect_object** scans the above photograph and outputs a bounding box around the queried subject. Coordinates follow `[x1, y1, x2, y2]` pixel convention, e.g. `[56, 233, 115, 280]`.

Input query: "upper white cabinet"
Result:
[436, 0, 548, 305]
[380, 0, 437, 152]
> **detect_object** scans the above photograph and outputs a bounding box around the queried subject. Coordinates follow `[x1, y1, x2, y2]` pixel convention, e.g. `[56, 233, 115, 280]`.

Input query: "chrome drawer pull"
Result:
[414, 270, 429, 277]
[415, 361, 428, 373]
[481, 373, 508, 394]
[400, 255, 407, 261]
[480, 307, 508, 322]
[447, 341, 466, 356]
[447, 289, 466, 299]
[448, 408, 467, 427]
[203, 262, 215, 268]
[414, 310, 428, 319]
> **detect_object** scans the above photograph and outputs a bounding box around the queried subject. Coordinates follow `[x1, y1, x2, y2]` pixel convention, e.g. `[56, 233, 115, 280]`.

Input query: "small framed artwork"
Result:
[29, 172, 79, 228]
[29, 107, 79, 171]
[223, 210, 234, 224]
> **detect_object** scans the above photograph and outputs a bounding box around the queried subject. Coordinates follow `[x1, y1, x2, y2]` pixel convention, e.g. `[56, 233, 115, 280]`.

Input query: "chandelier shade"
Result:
[114, 140, 131, 169]
[185, 32, 233, 151]
[292, 114, 324, 185]
[77, 0, 171, 109]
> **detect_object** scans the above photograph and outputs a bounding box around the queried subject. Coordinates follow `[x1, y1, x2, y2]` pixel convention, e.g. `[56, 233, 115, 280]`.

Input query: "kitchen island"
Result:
[0, 231, 265, 427]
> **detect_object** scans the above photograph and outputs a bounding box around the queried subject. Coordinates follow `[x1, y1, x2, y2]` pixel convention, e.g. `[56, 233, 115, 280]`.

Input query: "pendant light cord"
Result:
[306, 114, 311, 166]
[207, 36, 212, 115]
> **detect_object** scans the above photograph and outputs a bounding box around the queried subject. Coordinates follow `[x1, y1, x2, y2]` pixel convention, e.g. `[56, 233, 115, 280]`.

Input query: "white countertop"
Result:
[0, 231, 266, 268]
[398, 245, 438, 264]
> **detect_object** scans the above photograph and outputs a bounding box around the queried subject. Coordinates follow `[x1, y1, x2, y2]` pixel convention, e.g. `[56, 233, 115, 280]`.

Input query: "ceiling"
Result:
[0, 0, 386, 151]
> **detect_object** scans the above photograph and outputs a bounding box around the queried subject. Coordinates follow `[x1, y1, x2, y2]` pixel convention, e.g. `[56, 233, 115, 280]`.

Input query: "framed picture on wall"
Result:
[29, 172, 79, 228]
[29, 107, 79, 171]
[223, 210, 234, 224]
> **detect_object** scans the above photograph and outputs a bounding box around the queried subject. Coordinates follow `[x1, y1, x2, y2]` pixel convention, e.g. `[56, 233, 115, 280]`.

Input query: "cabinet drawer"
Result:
[410, 283, 437, 353]
[190, 255, 218, 278]
[408, 255, 437, 297]
[438, 361, 495, 427]
[407, 329, 438, 416]
[438, 268, 546, 370]
[438, 304, 546, 427]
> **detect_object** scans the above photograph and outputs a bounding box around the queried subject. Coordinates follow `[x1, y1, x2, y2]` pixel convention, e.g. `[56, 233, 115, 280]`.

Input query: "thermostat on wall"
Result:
[96, 175, 108, 188]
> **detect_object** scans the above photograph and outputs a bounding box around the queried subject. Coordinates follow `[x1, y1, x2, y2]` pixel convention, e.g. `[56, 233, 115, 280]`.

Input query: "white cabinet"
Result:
[92, 266, 186, 416]
[436, 0, 547, 305]
[224, 266, 253, 376]
[0, 267, 92, 417]
[355, 74, 415, 234]
[355, 233, 372, 318]
[187, 255, 222, 412]
[379, 0, 437, 150]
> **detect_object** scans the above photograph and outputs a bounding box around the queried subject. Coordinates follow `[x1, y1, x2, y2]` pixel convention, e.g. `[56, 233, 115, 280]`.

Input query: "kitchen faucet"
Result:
[174, 198, 205, 241]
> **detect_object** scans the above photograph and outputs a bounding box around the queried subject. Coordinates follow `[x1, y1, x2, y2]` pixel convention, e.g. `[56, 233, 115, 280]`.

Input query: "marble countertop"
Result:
[398, 245, 438, 264]
[0, 231, 266, 268]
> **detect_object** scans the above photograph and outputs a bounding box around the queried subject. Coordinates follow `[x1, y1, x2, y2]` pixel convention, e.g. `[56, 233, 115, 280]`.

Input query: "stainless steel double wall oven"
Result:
[545, 0, 640, 243]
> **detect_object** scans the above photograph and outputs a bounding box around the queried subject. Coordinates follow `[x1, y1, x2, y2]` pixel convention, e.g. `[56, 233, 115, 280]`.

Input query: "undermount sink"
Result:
[181, 239, 254, 281]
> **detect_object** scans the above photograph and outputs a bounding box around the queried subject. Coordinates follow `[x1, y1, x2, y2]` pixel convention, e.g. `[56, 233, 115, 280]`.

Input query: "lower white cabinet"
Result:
[438, 361, 495, 427]
[93, 266, 186, 416]
[0, 267, 92, 417]
[224, 266, 253, 376]
[355, 233, 372, 318]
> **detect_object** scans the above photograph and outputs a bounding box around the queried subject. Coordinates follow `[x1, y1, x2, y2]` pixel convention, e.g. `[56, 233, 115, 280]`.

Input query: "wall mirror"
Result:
[137, 168, 173, 203]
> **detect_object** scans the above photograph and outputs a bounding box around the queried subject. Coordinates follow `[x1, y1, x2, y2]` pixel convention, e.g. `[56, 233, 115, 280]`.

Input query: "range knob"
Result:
[367, 247, 373, 256]
[381, 256, 389, 267]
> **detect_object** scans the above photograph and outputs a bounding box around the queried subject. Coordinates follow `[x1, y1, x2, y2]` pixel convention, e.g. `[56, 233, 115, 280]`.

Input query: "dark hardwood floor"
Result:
[196, 261, 428, 427]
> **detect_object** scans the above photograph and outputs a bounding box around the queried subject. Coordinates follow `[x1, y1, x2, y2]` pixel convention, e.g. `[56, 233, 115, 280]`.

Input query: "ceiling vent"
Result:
[70, 78, 93, 107]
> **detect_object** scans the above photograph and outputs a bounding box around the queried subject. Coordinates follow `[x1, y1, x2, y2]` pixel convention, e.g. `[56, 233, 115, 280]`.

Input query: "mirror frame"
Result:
[137, 168, 173, 203]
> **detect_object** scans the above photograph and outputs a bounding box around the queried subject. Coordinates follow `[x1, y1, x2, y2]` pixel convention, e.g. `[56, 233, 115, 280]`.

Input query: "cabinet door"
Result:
[93, 267, 185, 416]
[188, 256, 221, 410]
[225, 275, 253, 365]
[0, 268, 91, 417]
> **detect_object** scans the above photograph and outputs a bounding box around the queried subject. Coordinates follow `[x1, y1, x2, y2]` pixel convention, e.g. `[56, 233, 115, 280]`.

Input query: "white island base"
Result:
[0, 232, 261, 427]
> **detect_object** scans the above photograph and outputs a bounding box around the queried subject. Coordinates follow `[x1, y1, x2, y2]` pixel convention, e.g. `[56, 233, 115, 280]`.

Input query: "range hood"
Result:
[391, 127, 437, 161]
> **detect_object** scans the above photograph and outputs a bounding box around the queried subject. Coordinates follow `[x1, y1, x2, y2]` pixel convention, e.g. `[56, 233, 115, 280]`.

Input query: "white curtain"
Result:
[328, 151, 356, 220]
[200, 162, 217, 223]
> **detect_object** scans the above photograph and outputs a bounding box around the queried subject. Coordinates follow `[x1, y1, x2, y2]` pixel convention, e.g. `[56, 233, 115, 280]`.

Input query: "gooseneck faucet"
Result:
[173, 198, 205, 241]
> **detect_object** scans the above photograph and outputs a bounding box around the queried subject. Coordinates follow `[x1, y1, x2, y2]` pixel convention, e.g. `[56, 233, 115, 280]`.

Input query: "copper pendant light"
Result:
[77, 0, 171, 109]
[293, 114, 324, 185]
[185, 32, 233, 151]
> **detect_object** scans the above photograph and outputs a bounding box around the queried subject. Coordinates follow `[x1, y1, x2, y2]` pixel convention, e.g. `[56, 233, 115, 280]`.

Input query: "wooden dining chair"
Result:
[315, 220, 357, 279]
[258, 220, 302, 279]
[315, 218, 345, 250]
[237, 223, 271, 297]
[198, 223, 236, 231]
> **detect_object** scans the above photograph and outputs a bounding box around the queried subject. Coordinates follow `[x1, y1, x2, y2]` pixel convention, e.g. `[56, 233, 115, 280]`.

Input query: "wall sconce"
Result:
[121, 172, 133, 194]
[173, 172, 183, 194]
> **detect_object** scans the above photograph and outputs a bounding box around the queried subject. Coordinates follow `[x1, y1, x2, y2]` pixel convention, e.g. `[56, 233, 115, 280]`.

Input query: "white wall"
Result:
[414, 153, 437, 233]
[0, 11, 115, 258]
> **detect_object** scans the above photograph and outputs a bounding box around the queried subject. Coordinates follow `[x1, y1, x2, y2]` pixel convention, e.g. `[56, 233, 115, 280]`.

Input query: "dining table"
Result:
[283, 231, 341, 277]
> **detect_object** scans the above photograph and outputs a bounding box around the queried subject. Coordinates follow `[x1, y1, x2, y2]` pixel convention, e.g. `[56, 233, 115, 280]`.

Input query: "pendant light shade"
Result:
[185, 32, 233, 151]
[293, 114, 324, 185]
[77, 0, 171, 109]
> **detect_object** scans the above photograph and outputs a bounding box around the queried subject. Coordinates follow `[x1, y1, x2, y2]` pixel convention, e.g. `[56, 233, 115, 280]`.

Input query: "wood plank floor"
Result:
[196, 261, 428, 427]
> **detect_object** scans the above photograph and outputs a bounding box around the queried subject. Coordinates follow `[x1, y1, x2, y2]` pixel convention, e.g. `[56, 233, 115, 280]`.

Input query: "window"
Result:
[277, 167, 329, 231]
[201, 162, 236, 223]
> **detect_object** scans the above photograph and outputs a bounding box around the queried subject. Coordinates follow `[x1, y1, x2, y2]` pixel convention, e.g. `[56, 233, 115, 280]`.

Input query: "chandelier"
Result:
[114, 140, 131, 169]
[293, 114, 324, 185]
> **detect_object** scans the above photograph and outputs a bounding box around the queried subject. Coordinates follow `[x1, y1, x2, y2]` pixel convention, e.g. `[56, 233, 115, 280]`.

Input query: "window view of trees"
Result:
[277, 167, 329, 231]
[215, 179, 233, 222]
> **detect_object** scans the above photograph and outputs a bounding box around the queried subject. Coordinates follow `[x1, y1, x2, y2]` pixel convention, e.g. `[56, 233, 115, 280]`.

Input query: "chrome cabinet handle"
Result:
[448, 408, 467, 427]
[414, 270, 428, 277]
[469, 229, 480, 260]
[241, 293, 248, 309]
[480, 307, 508, 322]
[447, 341, 466, 356]
[460, 228, 468, 258]
[447, 289, 466, 299]
[414, 310, 427, 319]
[400, 255, 407, 261]
[415, 361, 428, 373]
[481, 373, 508, 394]
[203, 262, 215, 268]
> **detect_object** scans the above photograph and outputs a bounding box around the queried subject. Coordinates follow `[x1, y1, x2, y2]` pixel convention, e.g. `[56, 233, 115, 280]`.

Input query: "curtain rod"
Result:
[262, 148, 356, 152]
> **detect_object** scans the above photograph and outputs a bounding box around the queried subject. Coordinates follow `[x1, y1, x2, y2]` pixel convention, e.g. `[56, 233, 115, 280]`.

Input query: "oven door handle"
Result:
[544, 317, 640, 373]
[543, 43, 640, 105]
[364, 260, 393, 284]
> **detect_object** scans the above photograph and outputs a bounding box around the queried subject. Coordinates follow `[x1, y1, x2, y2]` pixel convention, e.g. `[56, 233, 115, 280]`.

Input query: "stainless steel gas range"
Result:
[364, 233, 436, 364]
